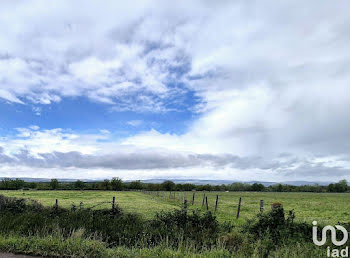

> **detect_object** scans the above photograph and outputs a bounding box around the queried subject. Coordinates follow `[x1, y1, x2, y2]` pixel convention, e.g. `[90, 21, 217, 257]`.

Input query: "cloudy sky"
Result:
[1, 0, 350, 182]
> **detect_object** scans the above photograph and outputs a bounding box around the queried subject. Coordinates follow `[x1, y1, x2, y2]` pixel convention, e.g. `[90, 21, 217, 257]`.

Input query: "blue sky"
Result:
[0, 95, 198, 136]
[1, 0, 350, 181]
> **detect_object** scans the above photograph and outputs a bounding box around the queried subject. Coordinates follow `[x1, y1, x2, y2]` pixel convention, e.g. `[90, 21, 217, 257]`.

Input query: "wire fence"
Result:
[141, 190, 268, 219]
[47, 191, 273, 220]
[52, 198, 116, 212]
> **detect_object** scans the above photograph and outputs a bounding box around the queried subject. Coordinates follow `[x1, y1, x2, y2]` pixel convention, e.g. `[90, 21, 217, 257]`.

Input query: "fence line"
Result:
[48, 190, 271, 220]
[140, 190, 269, 219]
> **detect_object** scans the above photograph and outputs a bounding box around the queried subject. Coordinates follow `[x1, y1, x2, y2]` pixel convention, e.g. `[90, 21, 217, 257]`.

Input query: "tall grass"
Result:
[0, 194, 326, 257]
[0, 195, 220, 248]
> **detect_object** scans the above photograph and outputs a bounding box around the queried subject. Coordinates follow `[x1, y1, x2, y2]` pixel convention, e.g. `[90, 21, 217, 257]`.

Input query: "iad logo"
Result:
[313, 221, 348, 246]
[313, 221, 349, 257]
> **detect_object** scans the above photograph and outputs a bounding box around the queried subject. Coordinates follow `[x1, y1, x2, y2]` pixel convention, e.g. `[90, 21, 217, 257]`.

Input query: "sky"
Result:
[1, 0, 350, 182]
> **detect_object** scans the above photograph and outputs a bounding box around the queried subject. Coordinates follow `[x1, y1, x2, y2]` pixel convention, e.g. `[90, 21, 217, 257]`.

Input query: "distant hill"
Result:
[0, 177, 330, 186]
[0, 177, 97, 183]
[139, 179, 330, 186]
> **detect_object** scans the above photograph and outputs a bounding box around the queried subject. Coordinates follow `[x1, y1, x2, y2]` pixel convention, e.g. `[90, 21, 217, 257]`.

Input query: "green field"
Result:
[1, 190, 349, 225]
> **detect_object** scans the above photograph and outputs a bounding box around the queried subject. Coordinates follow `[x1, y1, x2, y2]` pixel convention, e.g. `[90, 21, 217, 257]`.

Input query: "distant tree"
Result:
[129, 180, 143, 190]
[12, 179, 25, 190]
[335, 179, 348, 192]
[214, 185, 222, 191]
[183, 183, 196, 191]
[251, 183, 265, 192]
[328, 183, 335, 192]
[146, 183, 160, 191]
[111, 177, 123, 191]
[0, 178, 11, 189]
[221, 184, 228, 191]
[328, 180, 348, 193]
[28, 182, 37, 189]
[229, 183, 248, 191]
[74, 180, 85, 190]
[271, 184, 284, 192]
[161, 180, 176, 191]
[90, 182, 99, 190]
[102, 179, 110, 190]
[277, 184, 283, 192]
[197, 184, 213, 191]
[311, 183, 322, 193]
[50, 179, 59, 190]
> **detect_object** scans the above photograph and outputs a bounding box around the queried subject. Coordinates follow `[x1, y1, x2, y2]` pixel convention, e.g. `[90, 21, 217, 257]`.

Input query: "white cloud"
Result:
[0, 1, 193, 111]
[29, 125, 40, 131]
[0, 126, 349, 181]
[99, 129, 110, 134]
[127, 120, 143, 127]
[0, 89, 24, 104]
[32, 106, 42, 116]
[1, 1, 350, 181]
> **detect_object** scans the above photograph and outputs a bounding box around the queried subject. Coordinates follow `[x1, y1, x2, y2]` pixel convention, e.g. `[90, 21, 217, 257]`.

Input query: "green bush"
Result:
[0, 194, 325, 257]
[0, 195, 222, 249]
[219, 231, 250, 252]
[149, 209, 219, 248]
[245, 207, 312, 246]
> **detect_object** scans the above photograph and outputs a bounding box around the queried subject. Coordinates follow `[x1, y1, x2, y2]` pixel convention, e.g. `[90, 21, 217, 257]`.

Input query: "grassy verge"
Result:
[0, 194, 328, 257]
[0, 234, 234, 257]
[2, 190, 350, 225]
[0, 234, 324, 258]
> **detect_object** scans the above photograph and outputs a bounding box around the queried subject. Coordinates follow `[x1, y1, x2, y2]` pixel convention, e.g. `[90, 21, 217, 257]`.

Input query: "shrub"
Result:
[219, 231, 250, 252]
[0, 195, 221, 249]
[245, 207, 312, 246]
[271, 202, 283, 209]
[148, 209, 220, 248]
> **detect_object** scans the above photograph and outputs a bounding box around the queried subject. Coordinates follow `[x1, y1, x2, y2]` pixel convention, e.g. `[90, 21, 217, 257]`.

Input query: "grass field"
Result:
[1, 190, 350, 225]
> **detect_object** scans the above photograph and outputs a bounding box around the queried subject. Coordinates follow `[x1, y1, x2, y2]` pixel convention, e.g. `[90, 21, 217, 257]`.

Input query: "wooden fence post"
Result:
[205, 196, 209, 211]
[112, 196, 115, 210]
[202, 193, 206, 207]
[215, 195, 219, 212]
[236, 197, 242, 219]
[192, 192, 195, 205]
[55, 199, 58, 211]
[260, 200, 264, 212]
[80, 202, 83, 209]
[184, 199, 188, 210]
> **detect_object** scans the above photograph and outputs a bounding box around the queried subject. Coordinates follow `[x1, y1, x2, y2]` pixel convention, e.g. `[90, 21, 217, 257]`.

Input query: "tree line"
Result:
[0, 178, 349, 193]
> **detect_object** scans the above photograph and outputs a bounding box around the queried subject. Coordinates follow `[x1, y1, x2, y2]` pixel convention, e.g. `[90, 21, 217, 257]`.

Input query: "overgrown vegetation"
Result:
[0, 194, 328, 257]
[3, 190, 350, 226]
[0, 195, 219, 249]
[1, 177, 349, 193]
